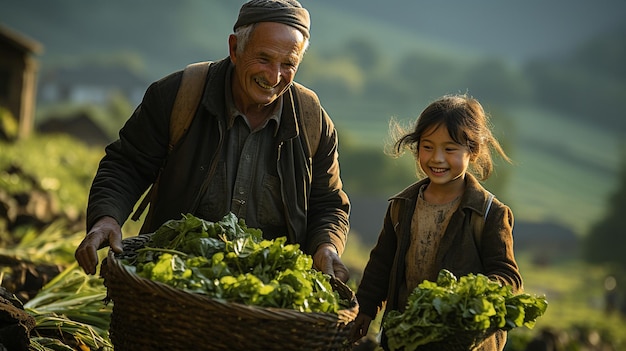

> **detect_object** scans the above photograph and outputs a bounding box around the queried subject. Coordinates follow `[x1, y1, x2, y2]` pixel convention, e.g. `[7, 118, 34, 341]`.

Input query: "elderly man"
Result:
[75, 0, 351, 282]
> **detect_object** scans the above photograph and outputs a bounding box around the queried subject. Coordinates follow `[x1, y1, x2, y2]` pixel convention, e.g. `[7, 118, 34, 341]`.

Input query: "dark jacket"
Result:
[356, 174, 522, 350]
[86, 57, 350, 255]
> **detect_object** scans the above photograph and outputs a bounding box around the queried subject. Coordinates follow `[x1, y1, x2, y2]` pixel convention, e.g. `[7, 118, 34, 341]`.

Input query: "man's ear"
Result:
[228, 34, 238, 63]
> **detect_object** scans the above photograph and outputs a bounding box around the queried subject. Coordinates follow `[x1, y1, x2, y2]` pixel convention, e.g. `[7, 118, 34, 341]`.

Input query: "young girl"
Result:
[349, 94, 523, 351]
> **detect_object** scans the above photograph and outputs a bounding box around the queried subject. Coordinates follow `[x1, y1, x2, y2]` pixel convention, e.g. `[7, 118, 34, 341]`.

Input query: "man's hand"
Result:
[312, 243, 349, 282]
[74, 216, 124, 275]
[349, 313, 373, 343]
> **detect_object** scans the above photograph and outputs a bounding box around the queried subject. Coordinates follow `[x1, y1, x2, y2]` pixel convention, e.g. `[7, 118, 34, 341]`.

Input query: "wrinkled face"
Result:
[418, 124, 471, 187]
[229, 22, 306, 111]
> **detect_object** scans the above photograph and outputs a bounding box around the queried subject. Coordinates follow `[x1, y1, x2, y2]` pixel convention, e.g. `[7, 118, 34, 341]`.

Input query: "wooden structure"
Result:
[0, 24, 43, 139]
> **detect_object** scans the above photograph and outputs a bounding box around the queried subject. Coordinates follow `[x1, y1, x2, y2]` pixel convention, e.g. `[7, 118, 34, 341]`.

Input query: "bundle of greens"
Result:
[383, 269, 548, 351]
[120, 213, 343, 314]
[25, 263, 113, 351]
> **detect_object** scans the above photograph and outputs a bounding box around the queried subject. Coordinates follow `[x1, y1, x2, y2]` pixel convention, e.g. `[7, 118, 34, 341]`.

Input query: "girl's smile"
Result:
[418, 124, 471, 202]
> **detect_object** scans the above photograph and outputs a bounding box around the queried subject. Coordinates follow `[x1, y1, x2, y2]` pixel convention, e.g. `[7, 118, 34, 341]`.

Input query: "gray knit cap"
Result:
[234, 0, 310, 38]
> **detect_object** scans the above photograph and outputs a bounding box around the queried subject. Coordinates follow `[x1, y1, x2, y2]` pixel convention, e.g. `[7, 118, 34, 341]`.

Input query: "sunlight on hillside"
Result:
[507, 107, 622, 235]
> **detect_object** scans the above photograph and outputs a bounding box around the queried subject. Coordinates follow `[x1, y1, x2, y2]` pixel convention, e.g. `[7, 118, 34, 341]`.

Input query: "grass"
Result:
[518, 255, 603, 325]
[508, 253, 626, 349]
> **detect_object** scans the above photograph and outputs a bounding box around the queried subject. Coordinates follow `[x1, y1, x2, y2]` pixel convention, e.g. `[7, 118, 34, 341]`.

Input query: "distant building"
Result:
[38, 64, 148, 107]
[37, 111, 112, 146]
[0, 24, 43, 139]
[35, 64, 149, 146]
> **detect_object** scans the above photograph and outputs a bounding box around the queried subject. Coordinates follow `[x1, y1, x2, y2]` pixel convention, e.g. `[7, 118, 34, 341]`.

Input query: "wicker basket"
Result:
[101, 234, 358, 351]
[411, 328, 497, 351]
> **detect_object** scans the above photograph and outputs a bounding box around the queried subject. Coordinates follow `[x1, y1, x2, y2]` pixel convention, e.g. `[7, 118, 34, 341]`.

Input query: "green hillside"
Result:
[507, 107, 622, 233]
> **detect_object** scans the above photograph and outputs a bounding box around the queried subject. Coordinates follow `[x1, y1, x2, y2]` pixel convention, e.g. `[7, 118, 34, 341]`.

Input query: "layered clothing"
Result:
[86, 57, 350, 255]
[356, 174, 522, 350]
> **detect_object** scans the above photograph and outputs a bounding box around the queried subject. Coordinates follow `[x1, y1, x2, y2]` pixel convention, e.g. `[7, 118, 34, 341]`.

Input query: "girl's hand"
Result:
[349, 313, 373, 343]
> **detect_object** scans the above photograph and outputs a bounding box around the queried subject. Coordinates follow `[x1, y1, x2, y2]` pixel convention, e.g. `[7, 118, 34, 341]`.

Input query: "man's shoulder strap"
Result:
[131, 61, 210, 222]
[168, 61, 211, 150]
[291, 83, 321, 157]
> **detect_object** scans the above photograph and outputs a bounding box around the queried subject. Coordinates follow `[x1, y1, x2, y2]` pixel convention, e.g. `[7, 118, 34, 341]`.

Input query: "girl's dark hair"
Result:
[389, 94, 511, 180]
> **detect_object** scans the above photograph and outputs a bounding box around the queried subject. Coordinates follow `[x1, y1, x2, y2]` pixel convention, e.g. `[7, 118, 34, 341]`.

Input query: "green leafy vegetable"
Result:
[383, 269, 548, 351]
[121, 213, 344, 314]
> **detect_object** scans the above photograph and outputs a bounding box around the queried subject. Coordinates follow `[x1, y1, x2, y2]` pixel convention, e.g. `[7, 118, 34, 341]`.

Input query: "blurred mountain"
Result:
[314, 0, 626, 62]
[2, 0, 624, 77]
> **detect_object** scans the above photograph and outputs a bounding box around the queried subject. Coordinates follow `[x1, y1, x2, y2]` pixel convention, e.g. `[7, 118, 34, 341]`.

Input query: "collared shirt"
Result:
[197, 66, 287, 239]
